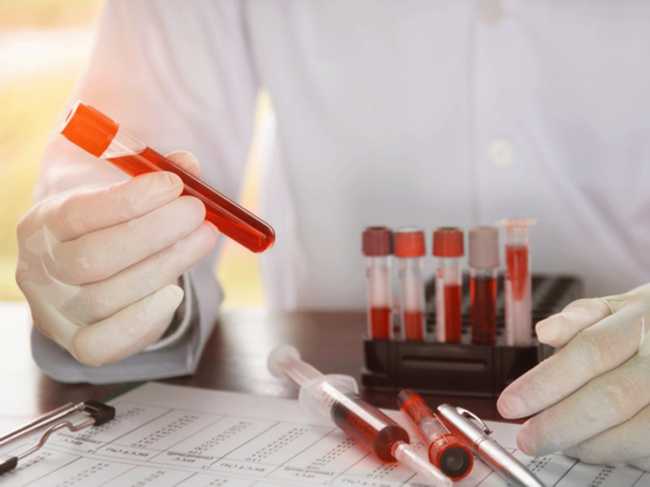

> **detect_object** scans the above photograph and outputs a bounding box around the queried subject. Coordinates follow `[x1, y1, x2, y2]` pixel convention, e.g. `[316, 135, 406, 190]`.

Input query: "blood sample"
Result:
[498, 218, 537, 346]
[397, 389, 473, 480]
[395, 228, 426, 341]
[362, 227, 394, 340]
[433, 228, 464, 343]
[60, 101, 275, 253]
[469, 227, 499, 346]
[267, 345, 452, 486]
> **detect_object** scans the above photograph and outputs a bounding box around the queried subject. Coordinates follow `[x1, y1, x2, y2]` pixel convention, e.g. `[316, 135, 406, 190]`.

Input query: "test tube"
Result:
[498, 219, 537, 347]
[395, 227, 426, 341]
[432, 228, 464, 343]
[60, 101, 275, 253]
[397, 389, 474, 480]
[362, 227, 394, 340]
[469, 227, 499, 346]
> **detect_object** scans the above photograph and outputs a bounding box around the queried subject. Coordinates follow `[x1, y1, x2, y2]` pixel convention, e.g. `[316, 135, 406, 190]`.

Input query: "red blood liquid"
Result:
[403, 310, 424, 341]
[369, 307, 392, 340]
[470, 276, 497, 345]
[443, 284, 462, 343]
[332, 392, 409, 462]
[506, 245, 529, 299]
[107, 147, 275, 253]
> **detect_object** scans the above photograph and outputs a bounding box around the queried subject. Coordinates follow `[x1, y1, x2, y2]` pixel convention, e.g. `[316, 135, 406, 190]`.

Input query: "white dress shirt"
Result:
[32, 0, 650, 382]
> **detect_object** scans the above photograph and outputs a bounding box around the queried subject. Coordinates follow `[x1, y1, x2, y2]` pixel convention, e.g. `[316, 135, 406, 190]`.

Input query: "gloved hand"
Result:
[497, 284, 650, 471]
[16, 151, 219, 367]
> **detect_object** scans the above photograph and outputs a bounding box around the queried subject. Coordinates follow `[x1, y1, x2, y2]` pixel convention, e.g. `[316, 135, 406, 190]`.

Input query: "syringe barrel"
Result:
[324, 382, 409, 462]
[395, 228, 426, 341]
[60, 101, 275, 254]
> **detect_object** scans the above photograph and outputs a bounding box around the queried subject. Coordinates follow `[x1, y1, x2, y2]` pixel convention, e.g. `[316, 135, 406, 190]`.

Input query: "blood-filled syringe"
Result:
[60, 101, 275, 253]
[498, 219, 537, 347]
[362, 227, 394, 340]
[268, 345, 452, 486]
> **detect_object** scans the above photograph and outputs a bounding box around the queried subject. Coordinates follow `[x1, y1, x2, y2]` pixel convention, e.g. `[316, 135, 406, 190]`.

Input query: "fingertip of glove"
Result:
[153, 285, 184, 311]
[168, 284, 184, 301]
[497, 391, 526, 419]
[162, 171, 184, 190]
[166, 150, 201, 177]
[535, 318, 563, 346]
[203, 221, 220, 240]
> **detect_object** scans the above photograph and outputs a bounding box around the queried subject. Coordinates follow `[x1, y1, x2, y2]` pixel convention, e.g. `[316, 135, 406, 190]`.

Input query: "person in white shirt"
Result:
[15, 0, 650, 470]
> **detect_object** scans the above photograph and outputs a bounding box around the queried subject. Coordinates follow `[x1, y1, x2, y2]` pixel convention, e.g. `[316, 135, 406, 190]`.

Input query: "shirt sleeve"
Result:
[31, 0, 260, 384]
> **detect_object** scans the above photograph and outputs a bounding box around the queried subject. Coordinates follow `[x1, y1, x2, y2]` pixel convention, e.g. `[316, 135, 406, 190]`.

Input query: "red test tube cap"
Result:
[394, 227, 425, 258]
[362, 226, 393, 256]
[60, 101, 119, 157]
[429, 435, 473, 480]
[433, 227, 464, 257]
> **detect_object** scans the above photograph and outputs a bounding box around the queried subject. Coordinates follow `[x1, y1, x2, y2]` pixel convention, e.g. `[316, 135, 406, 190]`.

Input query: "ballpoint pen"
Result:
[437, 404, 545, 487]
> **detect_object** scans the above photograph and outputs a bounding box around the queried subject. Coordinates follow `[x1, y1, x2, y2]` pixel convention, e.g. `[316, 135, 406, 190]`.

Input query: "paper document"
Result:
[0, 383, 648, 486]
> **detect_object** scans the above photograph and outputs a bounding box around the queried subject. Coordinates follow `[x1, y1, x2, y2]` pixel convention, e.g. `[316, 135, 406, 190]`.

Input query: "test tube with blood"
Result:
[432, 228, 464, 343]
[362, 227, 394, 340]
[498, 219, 537, 346]
[60, 101, 275, 253]
[395, 227, 426, 341]
[469, 227, 499, 346]
[267, 346, 452, 486]
[397, 389, 474, 480]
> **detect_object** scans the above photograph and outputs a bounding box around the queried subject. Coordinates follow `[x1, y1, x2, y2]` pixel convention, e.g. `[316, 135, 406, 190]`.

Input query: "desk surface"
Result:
[0, 302, 505, 428]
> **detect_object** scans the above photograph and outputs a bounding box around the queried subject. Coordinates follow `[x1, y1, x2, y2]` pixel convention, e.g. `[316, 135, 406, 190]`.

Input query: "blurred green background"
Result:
[0, 0, 265, 307]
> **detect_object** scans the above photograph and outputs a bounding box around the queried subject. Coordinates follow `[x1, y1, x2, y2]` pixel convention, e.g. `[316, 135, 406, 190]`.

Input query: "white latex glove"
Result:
[497, 283, 650, 471]
[16, 151, 219, 367]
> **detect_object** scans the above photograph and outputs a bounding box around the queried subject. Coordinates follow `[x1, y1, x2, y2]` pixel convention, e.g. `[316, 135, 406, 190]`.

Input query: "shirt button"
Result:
[486, 139, 514, 167]
[479, 0, 505, 27]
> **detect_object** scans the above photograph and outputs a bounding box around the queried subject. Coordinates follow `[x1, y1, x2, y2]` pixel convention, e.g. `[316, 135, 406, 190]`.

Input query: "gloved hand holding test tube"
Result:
[61, 101, 275, 254]
[267, 345, 452, 486]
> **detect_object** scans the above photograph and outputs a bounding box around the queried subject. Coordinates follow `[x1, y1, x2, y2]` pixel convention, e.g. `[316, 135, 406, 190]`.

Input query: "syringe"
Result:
[268, 345, 451, 486]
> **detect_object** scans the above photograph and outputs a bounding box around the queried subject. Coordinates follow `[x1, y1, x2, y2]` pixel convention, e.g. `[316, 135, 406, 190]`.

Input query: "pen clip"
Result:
[456, 407, 493, 436]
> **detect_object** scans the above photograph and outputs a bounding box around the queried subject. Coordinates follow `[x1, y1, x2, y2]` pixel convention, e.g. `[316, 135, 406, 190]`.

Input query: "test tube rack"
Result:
[361, 274, 583, 397]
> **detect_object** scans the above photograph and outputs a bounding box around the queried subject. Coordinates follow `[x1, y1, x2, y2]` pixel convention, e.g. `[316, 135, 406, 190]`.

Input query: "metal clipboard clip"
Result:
[0, 400, 115, 475]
